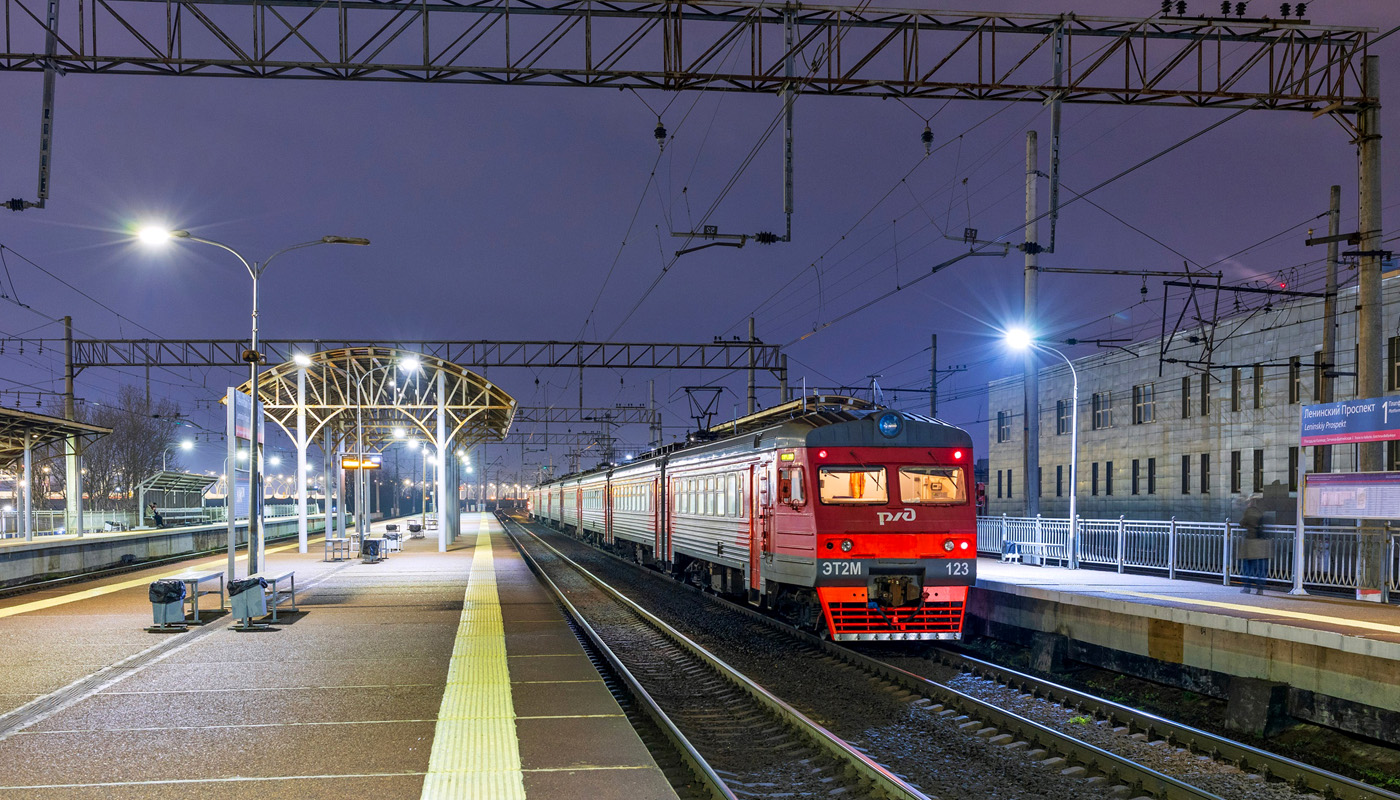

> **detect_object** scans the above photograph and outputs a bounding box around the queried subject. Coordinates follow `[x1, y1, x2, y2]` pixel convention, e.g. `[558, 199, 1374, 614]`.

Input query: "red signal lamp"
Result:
[952, 449, 963, 460]
[817, 449, 828, 459]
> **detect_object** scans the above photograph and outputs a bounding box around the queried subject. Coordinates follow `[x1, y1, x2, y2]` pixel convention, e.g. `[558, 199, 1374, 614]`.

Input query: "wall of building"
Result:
[987, 276, 1400, 521]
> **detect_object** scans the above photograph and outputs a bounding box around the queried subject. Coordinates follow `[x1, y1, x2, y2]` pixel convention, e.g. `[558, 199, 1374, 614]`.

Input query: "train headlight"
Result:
[960, 541, 970, 550]
[840, 539, 854, 553]
[943, 540, 955, 552]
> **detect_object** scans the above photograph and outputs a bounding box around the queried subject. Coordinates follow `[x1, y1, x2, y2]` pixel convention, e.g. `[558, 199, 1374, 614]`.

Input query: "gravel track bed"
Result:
[523, 524, 1130, 800]
[514, 528, 887, 799]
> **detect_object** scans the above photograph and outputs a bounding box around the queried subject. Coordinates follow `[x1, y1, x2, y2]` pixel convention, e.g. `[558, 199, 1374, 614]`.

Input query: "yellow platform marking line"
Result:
[0, 537, 323, 620]
[1115, 591, 1400, 637]
[420, 516, 527, 800]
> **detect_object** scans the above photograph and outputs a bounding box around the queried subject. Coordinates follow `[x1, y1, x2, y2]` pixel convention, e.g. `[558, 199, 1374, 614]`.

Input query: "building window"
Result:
[996, 470, 1002, 499]
[1201, 453, 1211, 494]
[1037, 467, 1043, 499]
[1147, 458, 1157, 495]
[1181, 376, 1192, 419]
[1253, 364, 1263, 409]
[1056, 399, 1071, 435]
[1313, 351, 1326, 402]
[1092, 392, 1113, 430]
[1314, 447, 1326, 473]
[1253, 449, 1265, 493]
[1181, 455, 1191, 494]
[1106, 461, 1114, 496]
[1389, 441, 1400, 471]
[1056, 465, 1064, 497]
[1132, 459, 1141, 495]
[1289, 356, 1302, 404]
[1132, 383, 1155, 424]
[996, 411, 1011, 443]
[1091, 462, 1099, 496]
[1389, 336, 1400, 391]
[1007, 469, 1013, 498]
[1200, 374, 1210, 416]
[1289, 447, 1299, 492]
[1230, 450, 1242, 493]
[1231, 367, 1241, 412]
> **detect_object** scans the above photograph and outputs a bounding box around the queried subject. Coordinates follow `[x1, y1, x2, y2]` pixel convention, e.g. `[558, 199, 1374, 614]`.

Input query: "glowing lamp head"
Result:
[400, 356, 421, 373]
[180, 440, 194, 450]
[1004, 327, 1034, 351]
[816, 449, 828, 459]
[392, 427, 406, 439]
[293, 353, 313, 368]
[952, 449, 963, 461]
[137, 226, 175, 244]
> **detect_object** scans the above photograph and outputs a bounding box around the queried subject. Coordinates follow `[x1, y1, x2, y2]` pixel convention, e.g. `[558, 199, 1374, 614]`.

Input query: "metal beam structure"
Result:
[0, 3, 1371, 110]
[512, 406, 656, 425]
[48, 338, 782, 373]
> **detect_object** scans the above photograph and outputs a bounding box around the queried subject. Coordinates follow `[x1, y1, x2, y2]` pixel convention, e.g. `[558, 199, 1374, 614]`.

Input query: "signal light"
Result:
[952, 449, 963, 460]
[960, 541, 970, 550]
[817, 449, 828, 459]
[943, 540, 955, 552]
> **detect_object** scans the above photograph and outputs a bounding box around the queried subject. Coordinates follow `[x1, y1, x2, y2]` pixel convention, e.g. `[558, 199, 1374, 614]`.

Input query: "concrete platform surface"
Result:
[0, 512, 677, 799]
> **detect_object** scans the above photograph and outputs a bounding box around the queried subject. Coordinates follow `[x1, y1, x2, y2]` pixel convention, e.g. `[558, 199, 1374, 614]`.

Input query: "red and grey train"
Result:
[527, 396, 977, 641]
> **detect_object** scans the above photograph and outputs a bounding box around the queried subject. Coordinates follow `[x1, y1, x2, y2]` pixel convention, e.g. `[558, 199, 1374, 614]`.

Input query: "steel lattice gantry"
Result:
[0, 3, 1372, 109]
[237, 346, 517, 551]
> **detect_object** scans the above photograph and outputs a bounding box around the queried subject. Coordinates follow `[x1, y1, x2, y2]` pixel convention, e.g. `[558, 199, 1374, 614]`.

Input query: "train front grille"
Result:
[817, 586, 966, 641]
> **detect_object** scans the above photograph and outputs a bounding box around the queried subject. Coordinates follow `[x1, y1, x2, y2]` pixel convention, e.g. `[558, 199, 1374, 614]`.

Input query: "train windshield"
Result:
[818, 466, 888, 505]
[898, 466, 967, 504]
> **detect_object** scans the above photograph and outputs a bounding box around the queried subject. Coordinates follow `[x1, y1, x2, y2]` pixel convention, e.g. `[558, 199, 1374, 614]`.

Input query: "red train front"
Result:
[529, 399, 976, 643]
[768, 409, 975, 641]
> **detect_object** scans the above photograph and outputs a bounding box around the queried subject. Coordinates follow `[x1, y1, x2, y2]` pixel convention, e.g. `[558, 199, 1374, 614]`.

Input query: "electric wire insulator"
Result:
[921, 125, 934, 156]
[654, 121, 667, 148]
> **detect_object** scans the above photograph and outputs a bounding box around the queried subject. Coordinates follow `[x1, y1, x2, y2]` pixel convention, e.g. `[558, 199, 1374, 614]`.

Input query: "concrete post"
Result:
[323, 427, 335, 537]
[1356, 55, 1386, 601]
[747, 317, 757, 416]
[1023, 131, 1040, 517]
[1223, 519, 1233, 586]
[1116, 515, 1125, 573]
[63, 316, 83, 538]
[1168, 516, 1177, 580]
[22, 430, 33, 541]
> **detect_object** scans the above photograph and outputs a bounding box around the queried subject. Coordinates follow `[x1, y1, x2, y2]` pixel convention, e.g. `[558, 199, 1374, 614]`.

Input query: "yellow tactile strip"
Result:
[1115, 591, 1400, 637]
[420, 517, 528, 799]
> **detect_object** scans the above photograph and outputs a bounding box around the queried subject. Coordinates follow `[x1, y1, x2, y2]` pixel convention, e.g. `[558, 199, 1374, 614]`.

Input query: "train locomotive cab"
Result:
[785, 410, 976, 642]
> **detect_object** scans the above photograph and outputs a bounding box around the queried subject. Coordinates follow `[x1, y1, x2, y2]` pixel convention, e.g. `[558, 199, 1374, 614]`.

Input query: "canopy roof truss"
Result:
[239, 347, 517, 452]
[0, 407, 111, 469]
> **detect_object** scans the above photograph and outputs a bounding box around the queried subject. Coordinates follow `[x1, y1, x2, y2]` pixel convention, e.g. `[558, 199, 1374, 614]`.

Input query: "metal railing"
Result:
[1, 502, 321, 539]
[979, 514, 1395, 598]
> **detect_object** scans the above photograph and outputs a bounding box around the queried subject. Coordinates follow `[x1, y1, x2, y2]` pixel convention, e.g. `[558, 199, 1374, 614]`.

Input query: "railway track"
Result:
[510, 513, 1400, 800]
[501, 514, 931, 800]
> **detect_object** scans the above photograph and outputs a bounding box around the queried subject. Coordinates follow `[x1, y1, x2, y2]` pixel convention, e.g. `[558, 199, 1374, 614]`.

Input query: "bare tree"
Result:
[71, 386, 182, 511]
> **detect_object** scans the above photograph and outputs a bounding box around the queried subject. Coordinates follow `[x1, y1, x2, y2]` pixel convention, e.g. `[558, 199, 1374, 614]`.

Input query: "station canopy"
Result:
[135, 470, 219, 497]
[237, 347, 517, 451]
[0, 407, 111, 468]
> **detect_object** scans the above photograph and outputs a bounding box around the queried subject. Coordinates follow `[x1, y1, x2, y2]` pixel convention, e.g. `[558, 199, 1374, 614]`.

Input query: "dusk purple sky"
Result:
[1, 0, 1397, 483]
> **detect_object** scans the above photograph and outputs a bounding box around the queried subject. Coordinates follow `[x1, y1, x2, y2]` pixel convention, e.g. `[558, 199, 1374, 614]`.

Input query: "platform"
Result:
[0, 512, 675, 799]
[970, 559, 1400, 744]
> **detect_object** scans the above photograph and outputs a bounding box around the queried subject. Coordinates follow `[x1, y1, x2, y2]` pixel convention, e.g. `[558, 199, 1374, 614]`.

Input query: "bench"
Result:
[247, 571, 297, 624]
[174, 570, 225, 624]
[1001, 541, 1069, 567]
[382, 531, 403, 553]
[324, 537, 351, 562]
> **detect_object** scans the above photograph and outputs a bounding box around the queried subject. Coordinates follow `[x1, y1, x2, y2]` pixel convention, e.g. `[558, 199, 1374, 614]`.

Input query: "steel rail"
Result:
[499, 514, 735, 800]
[927, 648, 1400, 800]
[559, 526, 1398, 800]
[500, 514, 932, 800]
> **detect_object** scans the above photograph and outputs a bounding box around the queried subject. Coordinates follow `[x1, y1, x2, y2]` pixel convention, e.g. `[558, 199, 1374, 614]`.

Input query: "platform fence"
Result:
[1, 502, 319, 539]
[979, 514, 1395, 597]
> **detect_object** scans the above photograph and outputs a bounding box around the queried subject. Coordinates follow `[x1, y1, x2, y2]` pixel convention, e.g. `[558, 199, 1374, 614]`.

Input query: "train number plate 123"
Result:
[819, 560, 865, 577]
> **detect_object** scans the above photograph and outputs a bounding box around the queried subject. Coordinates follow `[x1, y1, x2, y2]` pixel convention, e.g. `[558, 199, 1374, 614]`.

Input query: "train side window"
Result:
[818, 466, 888, 505]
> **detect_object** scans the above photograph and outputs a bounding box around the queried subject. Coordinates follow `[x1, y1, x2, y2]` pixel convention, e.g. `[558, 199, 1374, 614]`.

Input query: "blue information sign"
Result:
[1300, 396, 1400, 446]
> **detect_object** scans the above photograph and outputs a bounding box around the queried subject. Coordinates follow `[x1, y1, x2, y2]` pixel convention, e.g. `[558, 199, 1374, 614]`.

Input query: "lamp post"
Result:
[138, 226, 369, 575]
[1006, 328, 1078, 568]
[162, 439, 195, 471]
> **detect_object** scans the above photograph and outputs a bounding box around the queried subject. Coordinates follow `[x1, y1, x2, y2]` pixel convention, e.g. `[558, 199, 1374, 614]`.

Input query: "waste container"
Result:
[229, 577, 268, 621]
[361, 538, 382, 562]
[149, 579, 187, 625]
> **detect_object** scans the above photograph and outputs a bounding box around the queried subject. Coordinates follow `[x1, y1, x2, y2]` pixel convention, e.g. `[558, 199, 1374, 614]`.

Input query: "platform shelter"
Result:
[239, 347, 516, 552]
[0, 407, 111, 540]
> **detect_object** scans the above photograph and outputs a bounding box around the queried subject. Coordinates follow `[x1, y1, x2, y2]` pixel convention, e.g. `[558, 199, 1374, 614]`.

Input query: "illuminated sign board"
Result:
[1300, 396, 1400, 446]
[340, 453, 383, 470]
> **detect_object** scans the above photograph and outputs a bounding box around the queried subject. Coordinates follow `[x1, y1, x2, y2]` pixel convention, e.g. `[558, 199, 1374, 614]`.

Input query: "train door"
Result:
[604, 479, 613, 545]
[665, 475, 676, 566]
[752, 463, 772, 590]
[652, 476, 663, 562]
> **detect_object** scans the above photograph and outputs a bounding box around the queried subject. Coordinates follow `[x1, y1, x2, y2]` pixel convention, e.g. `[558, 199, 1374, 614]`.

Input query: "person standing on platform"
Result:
[1237, 495, 1268, 594]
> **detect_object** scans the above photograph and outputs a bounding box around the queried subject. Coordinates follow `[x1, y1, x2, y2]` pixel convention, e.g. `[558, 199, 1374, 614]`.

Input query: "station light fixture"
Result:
[293, 353, 313, 368]
[393, 427, 406, 439]
[400, 356, 421, 372]
[181, 440, 194, 450]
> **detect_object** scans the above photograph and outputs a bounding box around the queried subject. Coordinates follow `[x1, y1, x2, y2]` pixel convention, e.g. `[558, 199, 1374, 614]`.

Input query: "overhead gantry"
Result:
[237, 347, 517, 552]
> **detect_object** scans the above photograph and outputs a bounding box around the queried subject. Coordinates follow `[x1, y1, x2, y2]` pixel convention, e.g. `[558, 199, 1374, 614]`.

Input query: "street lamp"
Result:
[162, 439, 195, 471]
[138, 226, 368, 575]
[1005, 327, 1078, 568]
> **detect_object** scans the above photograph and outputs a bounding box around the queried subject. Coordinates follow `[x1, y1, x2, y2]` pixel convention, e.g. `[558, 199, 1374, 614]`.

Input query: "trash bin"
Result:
[149, 579, 187, 625]
[229, 577, 268, 621]
[361, 538, 382, 562]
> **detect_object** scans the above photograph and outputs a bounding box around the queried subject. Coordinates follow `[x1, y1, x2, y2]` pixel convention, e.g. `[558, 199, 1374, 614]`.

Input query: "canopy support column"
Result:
[22, 430, 33, 542]
[437, 368, 449, 552]
[296, 365, 308, 553]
